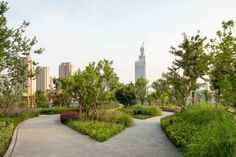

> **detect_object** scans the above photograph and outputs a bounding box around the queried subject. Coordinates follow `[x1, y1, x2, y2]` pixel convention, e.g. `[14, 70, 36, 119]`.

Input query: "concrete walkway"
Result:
[4, 112, 181, 157]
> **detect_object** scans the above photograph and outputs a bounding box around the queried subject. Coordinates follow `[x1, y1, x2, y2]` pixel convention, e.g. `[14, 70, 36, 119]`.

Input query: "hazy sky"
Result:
[5, 0, 236, 83]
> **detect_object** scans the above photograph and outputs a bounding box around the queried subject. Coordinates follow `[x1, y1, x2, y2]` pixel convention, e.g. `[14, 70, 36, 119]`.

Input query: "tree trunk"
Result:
[192, 91, 195, 105]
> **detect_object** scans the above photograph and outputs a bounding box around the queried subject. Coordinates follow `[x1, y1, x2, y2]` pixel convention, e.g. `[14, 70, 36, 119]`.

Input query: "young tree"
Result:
[209, 20, 236, 107]
[163, 70, 189, 107]
[169, 32, 209, 104]
[68, 60, 119, 115]
[0, 1, 43, 113]
[35, 91, 49, 108]
[152, 78, 171, 105]
[115, 83, 137, 107]
[135, 78, 148, 105]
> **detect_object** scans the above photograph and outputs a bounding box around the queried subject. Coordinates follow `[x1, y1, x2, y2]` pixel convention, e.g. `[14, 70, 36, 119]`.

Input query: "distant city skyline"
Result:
[5, 0, 236, 83]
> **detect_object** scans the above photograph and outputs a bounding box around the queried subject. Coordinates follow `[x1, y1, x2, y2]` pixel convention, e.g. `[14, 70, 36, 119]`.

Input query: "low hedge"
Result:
[161, 104, 236, 157]
[39, 107, 78, 115]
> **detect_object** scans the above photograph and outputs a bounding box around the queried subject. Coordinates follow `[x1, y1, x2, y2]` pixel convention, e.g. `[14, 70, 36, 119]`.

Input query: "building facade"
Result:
[59, 62, 74, 79]
[135, 43, 146, 82]
[20, 56, 36, 107]
[36, 66, 50, 91]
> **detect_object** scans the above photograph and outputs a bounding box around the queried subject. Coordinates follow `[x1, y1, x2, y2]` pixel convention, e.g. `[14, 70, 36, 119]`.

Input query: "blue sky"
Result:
[5, 0, 236, 83]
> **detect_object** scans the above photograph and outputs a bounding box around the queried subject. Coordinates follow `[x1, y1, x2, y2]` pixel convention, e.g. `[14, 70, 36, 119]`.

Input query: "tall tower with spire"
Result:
[135, 43, 146, 82]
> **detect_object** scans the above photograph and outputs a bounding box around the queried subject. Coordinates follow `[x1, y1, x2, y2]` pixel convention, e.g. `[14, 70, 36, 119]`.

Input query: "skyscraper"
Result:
[36, 66, 50, 91]
[59, 62, 74, 79]
[135, 43, 146, 82]
[20, 56, 36, 107]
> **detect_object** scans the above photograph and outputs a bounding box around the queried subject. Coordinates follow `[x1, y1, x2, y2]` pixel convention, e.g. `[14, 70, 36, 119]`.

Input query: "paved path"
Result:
[4, 112, 182, 157]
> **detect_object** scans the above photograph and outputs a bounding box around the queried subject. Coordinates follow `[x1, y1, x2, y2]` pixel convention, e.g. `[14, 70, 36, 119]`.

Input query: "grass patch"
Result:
[132, 114, 153, 119]
[123, 105, 162, 119]
[161, 103, 236, 157]
[67, 120, 125, 142]
[64, 109, 133, 142]
[91, 109, 133, 127]
[38, 107, 78, 115]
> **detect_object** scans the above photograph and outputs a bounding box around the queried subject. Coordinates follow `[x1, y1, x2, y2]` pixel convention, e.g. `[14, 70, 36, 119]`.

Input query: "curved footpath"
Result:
[4, 112, 181, 157]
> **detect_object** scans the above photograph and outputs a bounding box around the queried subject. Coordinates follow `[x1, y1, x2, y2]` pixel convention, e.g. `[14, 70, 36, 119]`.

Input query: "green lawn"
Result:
[67, 120, 125, 142]
[132, 114, 153, 119]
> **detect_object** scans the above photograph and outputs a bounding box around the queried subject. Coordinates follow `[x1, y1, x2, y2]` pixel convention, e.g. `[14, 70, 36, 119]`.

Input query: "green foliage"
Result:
[38, 107, 78, 115]
[135, 78, 148, 105]
[0, 122, 13, 157]
[152, 78, 171, 105]
[115, 83, 137, 107]
[0, 1, 43, 113]
[169, 32, 209, 105]
[0, 110, 39, 156]
[67, 120, 125, 142]
[210, 20, 236, 107]
[161, 104, 236, 157]
[131, 105, 162, 116]
[35, 91, 49, 108]
[132, 114, 153, 119]
[91, 109, 133, 127]
[67, 60, 119, 115]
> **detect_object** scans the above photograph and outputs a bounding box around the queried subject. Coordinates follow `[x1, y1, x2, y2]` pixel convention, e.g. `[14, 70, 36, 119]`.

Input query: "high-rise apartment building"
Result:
[20, 56, 36, 107]
[36, 66, 50, 91]
[135, 43, 146, 82]
[59, 62, 74, 79]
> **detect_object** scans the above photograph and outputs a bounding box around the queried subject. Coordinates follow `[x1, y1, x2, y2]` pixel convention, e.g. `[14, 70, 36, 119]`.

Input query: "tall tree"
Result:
[0, 1, 43, 113]
[169, 32, 209, 104]
[209, 20, 236, 107]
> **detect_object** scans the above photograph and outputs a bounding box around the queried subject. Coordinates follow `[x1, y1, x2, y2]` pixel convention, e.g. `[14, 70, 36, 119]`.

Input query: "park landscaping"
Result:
[123, 105, 162, 119]
[161, 103, 236, 157]
[0, 110, 39, 156]
[61, 109, 133, 142]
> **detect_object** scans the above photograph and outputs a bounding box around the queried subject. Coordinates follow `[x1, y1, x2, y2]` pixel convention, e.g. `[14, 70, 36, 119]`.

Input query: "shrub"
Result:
[60, 111, 79, 124]
[131, 105, 162, 116]
[91, 110, 133, 127]
[161, 103, 236, 157]
[67, 120, 125, 142]
[39, 107, 78, 115]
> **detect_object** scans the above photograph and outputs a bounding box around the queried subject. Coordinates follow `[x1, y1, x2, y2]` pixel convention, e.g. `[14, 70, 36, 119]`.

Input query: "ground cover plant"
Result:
[0, 110, 39, 156]
[124, 105, 162, 119]
[61, 109, 133, 142]
[161, 103, 236, 157]
[38, 106, 78, 115]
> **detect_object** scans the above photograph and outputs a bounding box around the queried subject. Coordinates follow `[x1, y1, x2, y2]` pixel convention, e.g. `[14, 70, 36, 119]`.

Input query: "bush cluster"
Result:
[125, 105, 162, 118]
[161, 104, 236, 157]
[91, 109, 133, 127]
[60, 111, 79, 124]
[39, 107, 78, 115]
